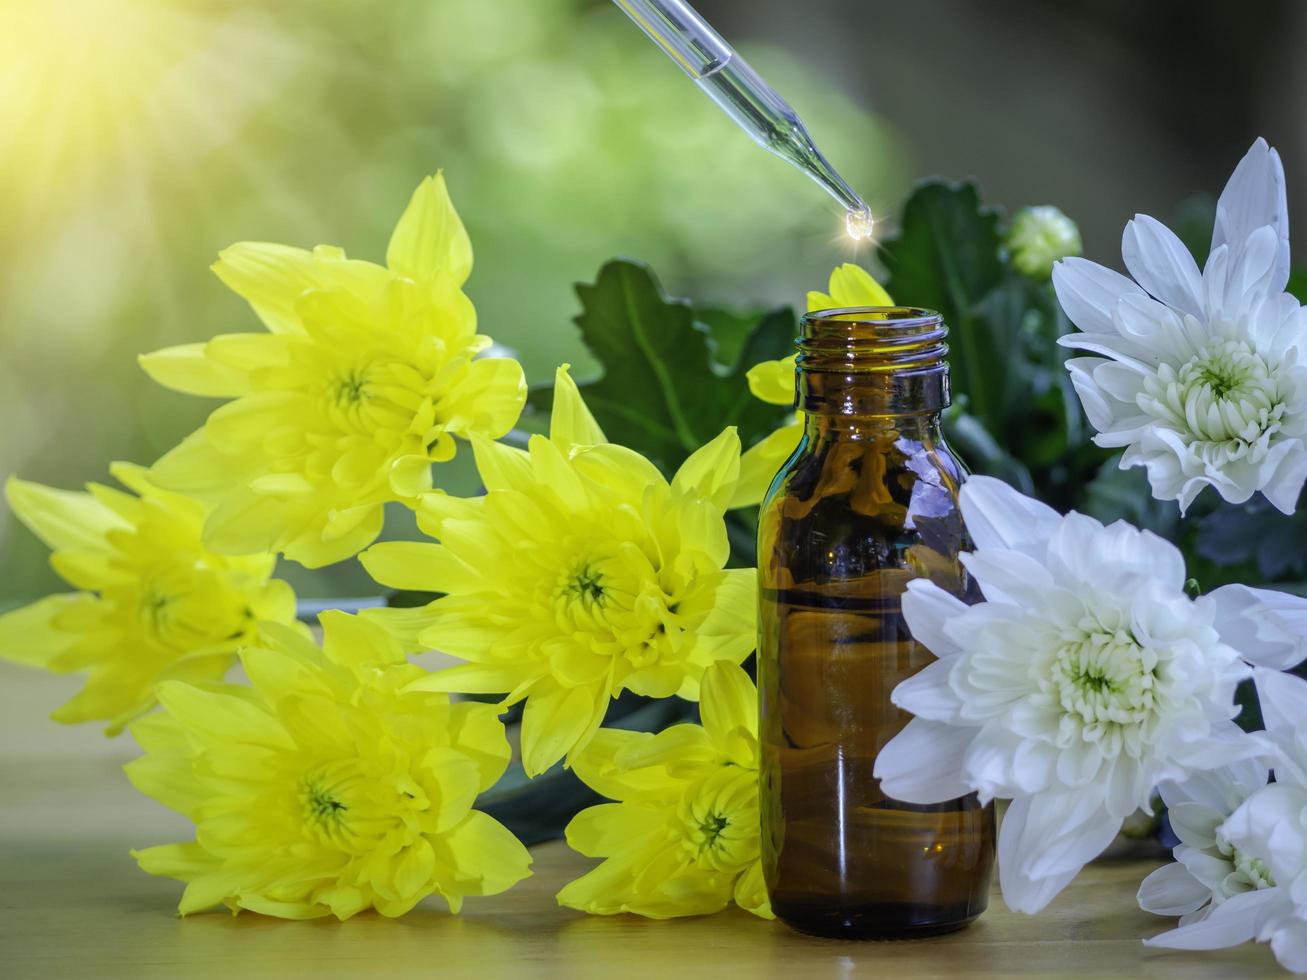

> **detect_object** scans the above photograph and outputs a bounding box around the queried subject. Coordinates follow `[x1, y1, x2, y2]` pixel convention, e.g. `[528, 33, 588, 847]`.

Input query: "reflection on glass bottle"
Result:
[757, 307, 995, 939]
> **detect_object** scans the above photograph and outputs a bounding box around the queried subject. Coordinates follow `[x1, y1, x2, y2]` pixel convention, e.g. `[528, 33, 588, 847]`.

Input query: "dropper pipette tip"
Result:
[844, 207, 875, 242]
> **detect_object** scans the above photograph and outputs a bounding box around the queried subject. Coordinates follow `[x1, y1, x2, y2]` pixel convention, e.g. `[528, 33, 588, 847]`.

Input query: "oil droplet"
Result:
[845, 208, 875, 241]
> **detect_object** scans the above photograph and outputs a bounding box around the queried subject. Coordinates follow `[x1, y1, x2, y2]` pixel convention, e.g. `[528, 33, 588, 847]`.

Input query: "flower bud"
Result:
[1007, 205, 1082, 278]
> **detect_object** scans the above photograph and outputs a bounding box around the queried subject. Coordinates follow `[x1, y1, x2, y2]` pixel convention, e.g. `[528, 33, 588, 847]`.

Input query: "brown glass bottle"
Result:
[757, 307, 994, 939]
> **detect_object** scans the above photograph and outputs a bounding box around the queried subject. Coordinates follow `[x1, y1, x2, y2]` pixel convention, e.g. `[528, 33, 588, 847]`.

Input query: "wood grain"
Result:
[0, 664, 1282, 978]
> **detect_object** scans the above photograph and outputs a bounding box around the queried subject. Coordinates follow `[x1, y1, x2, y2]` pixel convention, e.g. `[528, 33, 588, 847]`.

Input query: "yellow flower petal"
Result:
[745, 356, 796, 406]
[320, 609, 405, 669]
[405, 663, 529, 695]
[570, 728, 680, 802]
[437, 357, 527, 441]
[807, 261, 893, 311]
[568, 444, 666, 501]
[548, 363, 606, 451]
[287, 505, 385, 569]
[361, 541, 479, 594]
[520, 683, 601, 777]
[613, 723, 716, 773]
[440, 809, 533, 897]
[565, 803, 665, 857]
[699, 661, 759, 767]
[670, 426, 741, 511]
[131, 842, 219, 879]
[446, 701, 513, 792]
[155, 680, 293, 751]
[6, 476, 125, 553]
[388, 454, 434, 499]
[138, 343, 249, 398]
[385, 171, 473, 287]
[733, 860, 774, 919]
[730, 420, 802, 509]
[211, 242, 320, 334]
[469, 436, 532, 493]
[0, 594, 82, 668]
[685, 568, 758, 678]
[149, 431, 248, 496]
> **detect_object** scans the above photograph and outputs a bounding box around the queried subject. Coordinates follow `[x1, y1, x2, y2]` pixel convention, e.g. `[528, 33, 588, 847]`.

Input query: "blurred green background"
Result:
[2, 0, 1305, 603]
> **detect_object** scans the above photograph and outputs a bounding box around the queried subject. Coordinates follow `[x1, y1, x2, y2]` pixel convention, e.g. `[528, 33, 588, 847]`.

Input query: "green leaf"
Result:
[882, 181, 1005, 425]
[1288, 269, 1307, 304]
[531, 260, 795, 474]
[1082, 455, 1181, 539]
[1194, 491, 1307, 580]
[942, 403, 1034, 494]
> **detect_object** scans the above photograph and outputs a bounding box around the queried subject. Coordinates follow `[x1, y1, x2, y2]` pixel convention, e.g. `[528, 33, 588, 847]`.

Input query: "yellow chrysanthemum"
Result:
[127, 611, 531, 919]
[360, 365, 756, 778]
[557, 661, 771, 919]
[0, 464, 296, 734]
[731, 263, 893, 508]
[141, 173, 527, 568]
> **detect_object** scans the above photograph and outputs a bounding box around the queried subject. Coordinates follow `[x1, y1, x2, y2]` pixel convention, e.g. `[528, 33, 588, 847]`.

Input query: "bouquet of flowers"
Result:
[3, 138, 1306, 972]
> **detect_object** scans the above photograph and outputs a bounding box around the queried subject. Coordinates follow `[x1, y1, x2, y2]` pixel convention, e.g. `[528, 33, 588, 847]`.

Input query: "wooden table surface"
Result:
[0, 665, 1284, 979]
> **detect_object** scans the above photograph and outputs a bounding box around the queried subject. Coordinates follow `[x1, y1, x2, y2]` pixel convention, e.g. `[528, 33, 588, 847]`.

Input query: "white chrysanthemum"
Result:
[1136, 759, 1272, 925]
[871, 476, 1298, 914]
[1144, 668, 1307, 973]
[1053, 138, 1307, 514]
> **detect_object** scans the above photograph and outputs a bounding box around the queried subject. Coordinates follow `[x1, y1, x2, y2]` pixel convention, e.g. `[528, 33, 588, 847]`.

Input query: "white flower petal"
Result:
[1123, 214, 1205, 318]
[891, 656, 964, 723]
[1252, 667, 1307, 735]
[1207, 587, 1307, 671]
[1269, 918, 1307, 974]
[1144, 885, 1280, 950]
[961, 548, 1056, 605]
[1051, 256, 1146, 335]
[1167, 801, 1223, 850]
[1223, 783, 1307, 883]
[1178, 846, 1241, 893]
[1138, 861, 1213, 917]
[1159, 760, 1269, 814]
[1065, 356, 1121, 432]
[873, 719, 973, 805]
[1212, 137, 1290, 297]
[957, 476, 1061, 554]
[1224, 225, 1284, 311]
[1262, 440, 1307, 515]
[901, 580, 969, 659]
[997, 793, 1119, 913]
[1047, 512, 1185, 591]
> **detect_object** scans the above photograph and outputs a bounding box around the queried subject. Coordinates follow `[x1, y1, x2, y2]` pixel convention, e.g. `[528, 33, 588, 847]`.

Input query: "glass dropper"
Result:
[611, 0, 874, 240]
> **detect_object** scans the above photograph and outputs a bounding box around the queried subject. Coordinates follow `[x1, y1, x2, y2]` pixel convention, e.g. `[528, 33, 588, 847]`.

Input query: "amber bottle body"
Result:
[757, 308, 994, 939]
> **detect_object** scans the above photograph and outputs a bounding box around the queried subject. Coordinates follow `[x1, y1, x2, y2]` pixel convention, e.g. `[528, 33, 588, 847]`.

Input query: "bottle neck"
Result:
[802, 412, 942, 444]
[796, 306, 950, 419]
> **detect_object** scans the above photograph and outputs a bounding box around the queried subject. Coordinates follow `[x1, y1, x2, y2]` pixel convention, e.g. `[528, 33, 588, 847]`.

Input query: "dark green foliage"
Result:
[882, 181, 1105, 510]
[527, 260, 795, 475]
[1195, 492, 1307, 581]
[1082, 455, 1182, 540]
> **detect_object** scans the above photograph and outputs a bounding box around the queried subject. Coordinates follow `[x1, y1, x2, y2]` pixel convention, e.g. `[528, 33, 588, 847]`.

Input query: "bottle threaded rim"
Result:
[799, 307, 948, 374]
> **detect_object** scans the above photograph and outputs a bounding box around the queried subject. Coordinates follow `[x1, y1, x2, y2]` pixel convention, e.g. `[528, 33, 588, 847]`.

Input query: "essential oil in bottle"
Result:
[757, 307, 995, 939]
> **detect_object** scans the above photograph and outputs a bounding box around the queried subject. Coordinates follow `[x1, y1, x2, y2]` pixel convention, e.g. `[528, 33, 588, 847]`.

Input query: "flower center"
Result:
[306, 784, 348, 823]
[677, 768, 759, 872]
[301, 774, 354, 847]
[564, 563, 608, 609]
[136, 567, 252, 650]
[333, 368, 370, 406]
[1216, 833, 1276, 891]
[1044, 612, 1164, 757]
[1140, 340, 1285, 452]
